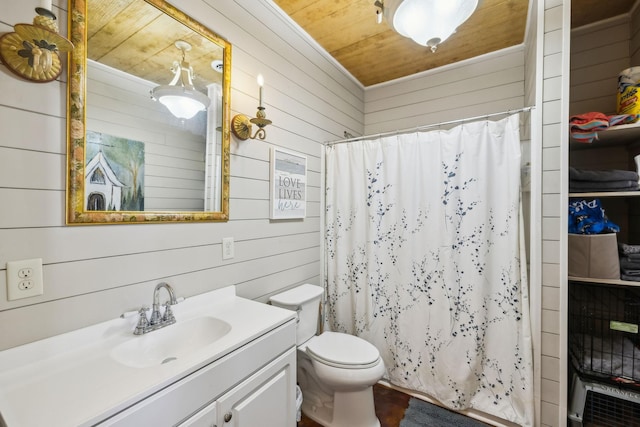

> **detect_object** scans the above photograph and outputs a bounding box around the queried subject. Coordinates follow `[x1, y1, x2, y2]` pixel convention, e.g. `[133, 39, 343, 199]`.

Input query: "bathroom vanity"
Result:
[0, 287, 297, 427]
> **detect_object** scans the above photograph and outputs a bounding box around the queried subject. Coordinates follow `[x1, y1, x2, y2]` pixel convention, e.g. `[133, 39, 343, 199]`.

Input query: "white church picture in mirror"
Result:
[270, 148, 306, 219]
[85, 130, 145, 212]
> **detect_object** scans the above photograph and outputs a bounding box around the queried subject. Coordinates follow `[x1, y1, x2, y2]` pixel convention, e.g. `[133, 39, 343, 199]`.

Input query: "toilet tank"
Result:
[269, 284, 324, 345]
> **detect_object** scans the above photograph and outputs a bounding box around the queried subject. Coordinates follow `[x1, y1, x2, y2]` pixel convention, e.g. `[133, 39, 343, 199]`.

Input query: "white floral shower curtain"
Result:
[325, 115, 534, 426]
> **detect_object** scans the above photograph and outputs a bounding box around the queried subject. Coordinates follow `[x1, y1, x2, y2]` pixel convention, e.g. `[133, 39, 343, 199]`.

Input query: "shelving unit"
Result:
[568, 121, 640, 427]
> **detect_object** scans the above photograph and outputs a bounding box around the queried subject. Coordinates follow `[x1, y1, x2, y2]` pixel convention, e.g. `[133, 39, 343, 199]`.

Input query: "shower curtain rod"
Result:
[324, 106, 535, 146]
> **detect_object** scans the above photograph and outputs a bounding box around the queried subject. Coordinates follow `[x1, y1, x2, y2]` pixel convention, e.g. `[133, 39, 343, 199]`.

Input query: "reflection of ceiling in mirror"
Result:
[87, 0, 224, 92]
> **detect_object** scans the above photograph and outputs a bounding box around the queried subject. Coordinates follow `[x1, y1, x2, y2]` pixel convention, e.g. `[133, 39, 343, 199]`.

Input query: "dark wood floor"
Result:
[297, 383, 411, 427]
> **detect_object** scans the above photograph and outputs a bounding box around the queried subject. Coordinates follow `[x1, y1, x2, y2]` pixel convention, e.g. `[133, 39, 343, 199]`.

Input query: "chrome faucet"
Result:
[134, 282, 178, 335]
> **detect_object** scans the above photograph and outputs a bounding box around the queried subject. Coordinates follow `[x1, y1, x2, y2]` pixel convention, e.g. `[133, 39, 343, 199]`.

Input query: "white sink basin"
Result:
[110, 316, 231, 368]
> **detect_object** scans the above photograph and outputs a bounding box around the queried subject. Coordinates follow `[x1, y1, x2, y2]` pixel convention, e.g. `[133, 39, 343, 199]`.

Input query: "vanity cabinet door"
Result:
[217, 347, 296, 427]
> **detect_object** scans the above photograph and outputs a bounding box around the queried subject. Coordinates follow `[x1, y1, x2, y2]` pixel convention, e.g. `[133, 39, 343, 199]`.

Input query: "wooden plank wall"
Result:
[570, 16, 631, 116]
[524, 1, 542, 424]
[0, 0, 364, 351]
[540, 0, 570, 426]
[363, 47, 526, 136]
[633, 6, 640, 64]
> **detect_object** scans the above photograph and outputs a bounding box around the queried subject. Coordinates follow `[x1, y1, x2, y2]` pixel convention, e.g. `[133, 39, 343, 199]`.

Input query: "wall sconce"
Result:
[0, 1, 74, 82]
[151, 40, 211, 120]
[231, 74, 272, 140]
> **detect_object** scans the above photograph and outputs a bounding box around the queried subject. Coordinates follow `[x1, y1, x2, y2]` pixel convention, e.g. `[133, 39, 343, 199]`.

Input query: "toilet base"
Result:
[301, 385, 381, 427]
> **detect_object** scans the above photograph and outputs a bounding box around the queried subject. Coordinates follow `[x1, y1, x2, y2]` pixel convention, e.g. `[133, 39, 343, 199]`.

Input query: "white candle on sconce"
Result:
[40, 0, 52, 11]
[257, 74, 264, 107]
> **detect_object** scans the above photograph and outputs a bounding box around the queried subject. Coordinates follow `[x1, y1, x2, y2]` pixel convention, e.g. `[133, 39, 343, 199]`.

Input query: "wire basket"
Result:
[569, 282, 640, 388]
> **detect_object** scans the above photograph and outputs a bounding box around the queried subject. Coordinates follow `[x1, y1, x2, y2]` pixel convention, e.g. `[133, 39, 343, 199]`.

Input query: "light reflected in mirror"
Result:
[67, 0, 230, 224]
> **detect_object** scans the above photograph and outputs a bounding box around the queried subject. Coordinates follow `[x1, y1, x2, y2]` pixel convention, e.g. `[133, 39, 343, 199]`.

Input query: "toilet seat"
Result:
[306, 331, 381, 369]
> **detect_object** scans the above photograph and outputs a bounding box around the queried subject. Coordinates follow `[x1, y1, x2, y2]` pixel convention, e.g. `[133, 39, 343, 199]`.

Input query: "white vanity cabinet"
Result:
[0, 287, 298, 427]
[97, 320, 296, 427]
[183, 347, 295, 427]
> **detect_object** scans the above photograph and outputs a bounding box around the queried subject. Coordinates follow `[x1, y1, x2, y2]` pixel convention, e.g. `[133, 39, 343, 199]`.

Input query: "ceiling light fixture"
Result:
[151, 40, 210, 120]
[375, 0, 479, 52]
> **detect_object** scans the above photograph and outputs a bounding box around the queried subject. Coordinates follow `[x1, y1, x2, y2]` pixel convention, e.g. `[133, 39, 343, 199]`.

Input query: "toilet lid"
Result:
[306, 332, 380, 368]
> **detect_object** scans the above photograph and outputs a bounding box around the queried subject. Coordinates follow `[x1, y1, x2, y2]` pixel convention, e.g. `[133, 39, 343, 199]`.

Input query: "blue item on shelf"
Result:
[568, 199, 620, 234]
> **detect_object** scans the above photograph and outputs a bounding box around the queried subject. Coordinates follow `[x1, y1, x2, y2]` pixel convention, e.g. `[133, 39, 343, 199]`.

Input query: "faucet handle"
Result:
[162, 301, 176, 324]
[134, 306, 150, 335]
[138, 306, 150, 319]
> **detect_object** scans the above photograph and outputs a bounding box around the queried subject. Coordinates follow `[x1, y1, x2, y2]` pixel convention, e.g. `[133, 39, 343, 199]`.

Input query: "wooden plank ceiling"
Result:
[273, 0, 638, 87]
[87, 0, 225, 91]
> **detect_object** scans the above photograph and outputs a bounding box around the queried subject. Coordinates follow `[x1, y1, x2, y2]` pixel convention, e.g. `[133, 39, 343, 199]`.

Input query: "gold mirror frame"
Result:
[67, 0, 230, 224]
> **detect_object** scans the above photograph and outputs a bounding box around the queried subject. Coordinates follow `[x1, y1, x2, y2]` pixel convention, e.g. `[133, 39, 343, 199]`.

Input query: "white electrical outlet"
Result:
[7, 258, 44, 300]
[222, 237, 234, 260]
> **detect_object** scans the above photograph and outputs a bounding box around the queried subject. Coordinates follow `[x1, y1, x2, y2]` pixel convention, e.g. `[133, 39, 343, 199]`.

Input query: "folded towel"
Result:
[570, 112, 609, 129]
[621, 274, 640, 282]
[570, 131, 599, 144]
[569, 112, 640, 143]
[570, 112, 609, 143]
[620, 243, 640, 255]
[569, 167, 639, 182]
[621, 257, 640, 271]
[609, 114, 640, 126]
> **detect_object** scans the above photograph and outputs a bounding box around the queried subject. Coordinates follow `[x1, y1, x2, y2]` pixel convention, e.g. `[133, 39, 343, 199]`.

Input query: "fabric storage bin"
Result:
[568, 233, 620, 279]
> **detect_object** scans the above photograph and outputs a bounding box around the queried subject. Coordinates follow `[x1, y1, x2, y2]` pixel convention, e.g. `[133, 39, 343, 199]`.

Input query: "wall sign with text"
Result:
[270, 147, 306, 219]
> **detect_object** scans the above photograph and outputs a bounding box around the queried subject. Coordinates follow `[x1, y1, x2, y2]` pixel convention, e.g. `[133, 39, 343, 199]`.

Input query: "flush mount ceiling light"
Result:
[151, 40, 210, 120]
[375, 0, 479, 52]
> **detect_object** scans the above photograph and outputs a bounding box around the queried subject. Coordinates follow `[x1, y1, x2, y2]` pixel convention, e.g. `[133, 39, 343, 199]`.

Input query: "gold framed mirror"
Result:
[67, 0, 230, 224]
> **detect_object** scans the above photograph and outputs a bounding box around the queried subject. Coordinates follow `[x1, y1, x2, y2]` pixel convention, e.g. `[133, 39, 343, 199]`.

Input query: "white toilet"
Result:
[270, 284, 385, 427]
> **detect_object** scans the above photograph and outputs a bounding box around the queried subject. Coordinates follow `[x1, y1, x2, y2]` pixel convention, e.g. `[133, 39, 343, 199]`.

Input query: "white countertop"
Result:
[0, 287, 295, 427]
